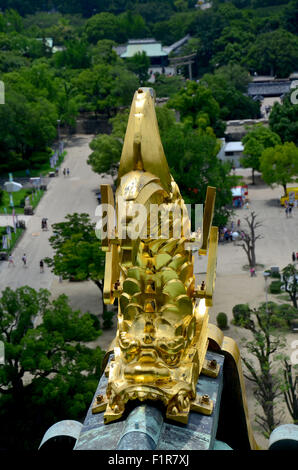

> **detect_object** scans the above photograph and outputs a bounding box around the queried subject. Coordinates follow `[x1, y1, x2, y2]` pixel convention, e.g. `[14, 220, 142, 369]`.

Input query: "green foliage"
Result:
[269, 95, 298, 146]
[216, 312, 228, 329]
[153, 11, 194, 45]
[269, 280, 283, 294]
[260, 142, 298, 196]
[44, 213, 106, 310]
[201, 71, 260, 121]
[161, 121, 237, 227]
[73, 62, 138, 114]
[212, 63, 252, 93]
[152, 74, 185, 98]
[54, 39, 91, 68]
[211, 24, 255, 69]
[84, 12, 122, 44]
[241, 124, 281, 183]
[88, 134, 122, 178]
[244, 29, 298, 77]
[102, 309, 115, 330]
[126, 51, 150, 86]
[0, 285, 103, 450]
[232, 303, 252, 326]
[90, 39, 118, 65]
[281, 0, 298, 34]
[109, 108, 130, 139]
[168, 80, 225, 137]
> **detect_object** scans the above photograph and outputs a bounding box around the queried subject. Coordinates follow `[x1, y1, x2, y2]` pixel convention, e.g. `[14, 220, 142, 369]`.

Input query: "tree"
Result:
[237, 211, 262, 268]
[90, 39, 118, 65]
[118, 11, 148, 40]
[212, 63, 252, 93]
[269, 95, 298, 146]
[44, 213, 106, 312]
[241, 124, 281, 184]
[88, 134, 122, 181]
[84, 12, 121, 44]
[0, 84, 57, 173]
[162, 122, 237, 227]
[281, 359, 298, 424]
[260, 142, 298, 197]
[211, 24, 255, 69]
[201, 72, 260, 121]
[73, 62, 138, 115]
[126, 51, 150, 86]
[233, 301, 287, 436]
[153, 74, 185, 98]
[0, 286, 103, 450]
[168, 80, 226, 137]
[281, 0, 298, 35]
[54, 39, 91, 69]
[244, 29, 298, 78]
[282, 264, 298, 309]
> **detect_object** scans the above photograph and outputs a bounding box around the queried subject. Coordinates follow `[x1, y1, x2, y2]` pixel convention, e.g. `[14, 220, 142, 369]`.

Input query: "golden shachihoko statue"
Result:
[92, 88, 258, 449]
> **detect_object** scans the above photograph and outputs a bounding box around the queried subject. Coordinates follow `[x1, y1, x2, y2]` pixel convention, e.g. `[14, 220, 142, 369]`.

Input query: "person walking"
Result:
[8, 254, 15, 267]
[66, 168, 70, 177]
[40, 259, 44, 273]
[63, 168, 66, 177]
[250, 267, 256, 277]
[292, 252, 296, 263]
[22, 253, 27, 267]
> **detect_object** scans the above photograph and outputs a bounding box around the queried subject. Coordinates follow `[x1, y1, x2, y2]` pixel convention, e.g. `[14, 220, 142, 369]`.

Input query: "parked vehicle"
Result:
[280, 187, 298, 207]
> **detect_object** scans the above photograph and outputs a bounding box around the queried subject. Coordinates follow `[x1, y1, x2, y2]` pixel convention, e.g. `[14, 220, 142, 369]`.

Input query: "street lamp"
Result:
[263, 271, 270, 313]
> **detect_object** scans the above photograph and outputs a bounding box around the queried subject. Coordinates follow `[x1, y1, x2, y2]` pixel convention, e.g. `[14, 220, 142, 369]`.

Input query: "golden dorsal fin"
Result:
[118, 87, 171, 193]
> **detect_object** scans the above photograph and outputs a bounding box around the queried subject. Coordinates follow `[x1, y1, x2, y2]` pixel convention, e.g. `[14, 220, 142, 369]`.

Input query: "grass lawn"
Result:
[0, 188, 44, 215]
[0, 226, 24, 253]
[0, 150, 67, 214]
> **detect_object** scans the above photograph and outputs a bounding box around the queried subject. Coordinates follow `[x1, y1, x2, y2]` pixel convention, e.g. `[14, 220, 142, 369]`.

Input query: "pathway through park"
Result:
[0, 135, 111, 293]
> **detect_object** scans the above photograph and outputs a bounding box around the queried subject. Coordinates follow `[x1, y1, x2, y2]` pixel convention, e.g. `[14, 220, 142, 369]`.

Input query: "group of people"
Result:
[8, 253, 44, 272]
[220, 220, 245, 243]
[63, 168, 70, 177]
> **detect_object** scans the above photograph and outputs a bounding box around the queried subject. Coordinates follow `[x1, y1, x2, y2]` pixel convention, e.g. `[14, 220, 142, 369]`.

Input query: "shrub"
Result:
[216, 312, 228, 330]
[102, 309, 114, 329]
[269, 280, 283, 294]
[271, 271, 281, 279]
[29, 150, 51, 168]
[89, 313, 101, 331]
[232, 303, 250, 325]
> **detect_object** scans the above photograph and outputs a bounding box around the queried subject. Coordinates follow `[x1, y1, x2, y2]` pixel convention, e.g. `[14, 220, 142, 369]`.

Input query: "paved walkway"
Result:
[0, 135, 112, 293]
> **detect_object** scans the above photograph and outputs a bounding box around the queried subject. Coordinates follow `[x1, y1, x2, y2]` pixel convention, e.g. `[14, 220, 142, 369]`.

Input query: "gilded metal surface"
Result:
[98, 87, 253, 437]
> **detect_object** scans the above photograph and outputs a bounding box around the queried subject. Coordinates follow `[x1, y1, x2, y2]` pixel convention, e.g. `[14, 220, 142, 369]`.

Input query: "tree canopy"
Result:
[241, 124, 281, 184]
[260, 142, 298, 196]
[269, 94, 298, 146]
[44, 213, 106, 311]
[0, 286, 103, 450]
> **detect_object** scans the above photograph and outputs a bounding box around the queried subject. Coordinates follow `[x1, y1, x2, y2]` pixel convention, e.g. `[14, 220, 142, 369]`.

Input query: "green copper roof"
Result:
[121, 40, 168, 58]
